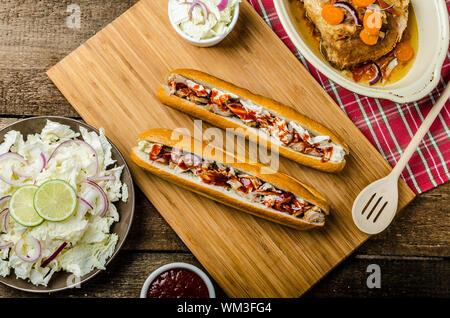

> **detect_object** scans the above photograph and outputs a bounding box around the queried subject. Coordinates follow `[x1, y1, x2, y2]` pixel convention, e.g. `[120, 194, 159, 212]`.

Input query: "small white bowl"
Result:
[274, 0, 449, 103]
[168, 0, 240, 47]
[140, 262, 216, 298]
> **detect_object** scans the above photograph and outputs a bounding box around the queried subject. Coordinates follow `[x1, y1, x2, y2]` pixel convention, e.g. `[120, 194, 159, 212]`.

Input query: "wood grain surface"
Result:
[0, 0, 448, 298]
[46, 0, 417, 297]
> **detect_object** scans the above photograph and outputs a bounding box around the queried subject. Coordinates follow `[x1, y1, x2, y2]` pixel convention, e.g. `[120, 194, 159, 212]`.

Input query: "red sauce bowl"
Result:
[140, 263, 215, 298]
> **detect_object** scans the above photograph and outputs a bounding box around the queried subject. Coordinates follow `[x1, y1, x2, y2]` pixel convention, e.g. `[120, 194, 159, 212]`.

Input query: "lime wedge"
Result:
[9, 185, 44, 227]
[33, 180, 77, 222]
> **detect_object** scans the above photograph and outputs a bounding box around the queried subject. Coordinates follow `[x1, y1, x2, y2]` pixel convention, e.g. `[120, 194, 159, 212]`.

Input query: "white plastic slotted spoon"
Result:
[352, 84, 450, 235]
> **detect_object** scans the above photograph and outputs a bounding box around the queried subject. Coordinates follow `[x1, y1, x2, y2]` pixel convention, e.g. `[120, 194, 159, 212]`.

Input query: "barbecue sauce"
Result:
[146, 268, 210, 298]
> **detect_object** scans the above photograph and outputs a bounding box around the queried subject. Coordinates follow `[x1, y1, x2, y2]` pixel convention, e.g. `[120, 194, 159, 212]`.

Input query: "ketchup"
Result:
[227, 103, 258, 121]
[146, 268, 210, 298]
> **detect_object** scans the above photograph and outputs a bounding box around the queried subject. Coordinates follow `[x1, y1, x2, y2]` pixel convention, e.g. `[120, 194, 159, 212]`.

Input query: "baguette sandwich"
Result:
[130, 128, 330, 230]
[157, 69, 349, 173]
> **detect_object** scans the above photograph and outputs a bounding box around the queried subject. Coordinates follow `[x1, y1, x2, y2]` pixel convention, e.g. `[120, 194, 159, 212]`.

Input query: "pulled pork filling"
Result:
[138, 140, 325, 224]
[167, 75, 346, 163]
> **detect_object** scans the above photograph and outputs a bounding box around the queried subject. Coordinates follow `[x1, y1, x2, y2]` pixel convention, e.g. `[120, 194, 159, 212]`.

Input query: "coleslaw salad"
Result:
[0, 120, 128, 286]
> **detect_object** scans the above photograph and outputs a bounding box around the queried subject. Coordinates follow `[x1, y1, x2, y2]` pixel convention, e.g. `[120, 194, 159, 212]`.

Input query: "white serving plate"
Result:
[0, 116, 135, 293]
[274, 0, 449, 103]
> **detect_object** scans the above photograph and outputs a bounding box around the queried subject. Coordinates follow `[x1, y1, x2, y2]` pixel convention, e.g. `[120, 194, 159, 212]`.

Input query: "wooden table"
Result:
[0, 0, 448, 298]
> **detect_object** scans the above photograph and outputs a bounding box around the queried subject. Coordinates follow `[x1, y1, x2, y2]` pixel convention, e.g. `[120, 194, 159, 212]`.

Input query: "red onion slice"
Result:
[0, 152, 28, 165]
[384, 57, 398, 81]
[0, 209, 9, 233]
[3, 212, 9, 233]
[0, 239, 13, 249]
[39, 152, 47, 173]
[0, 208, 8, 217]
[334, 1, 362, 26]
[78, 195, 94, 210]
[0, 175, 22, 187]
[0, 153, 29, 186]
[41, 242, 67, 268]
[15, 236, 42, 263]
[189, 3, 203, 24]
[197, 1, 210, 20]
[181, 0, 209, 24]
[86, 175, 116, 182]
[369, 63, 382, 85]
[13, 168, 32, 179]
[47, 140, 98, 176]
[217, 0, 228, 11]
[0, 195, 10, 208]
[367, 4, 394, 12]
[85, 180, 109, 217]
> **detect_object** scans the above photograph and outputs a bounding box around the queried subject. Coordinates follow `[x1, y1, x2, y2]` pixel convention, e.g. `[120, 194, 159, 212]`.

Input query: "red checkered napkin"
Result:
[249, 0, 450, 194]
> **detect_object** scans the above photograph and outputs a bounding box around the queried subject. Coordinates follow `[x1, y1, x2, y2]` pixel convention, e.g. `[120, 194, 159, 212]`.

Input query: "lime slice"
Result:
[33, 180, 77, 222]
[9, 185, 44, 227]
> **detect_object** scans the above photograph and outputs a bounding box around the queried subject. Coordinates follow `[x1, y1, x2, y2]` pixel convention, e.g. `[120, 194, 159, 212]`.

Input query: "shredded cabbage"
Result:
[0, 120, 126, 286]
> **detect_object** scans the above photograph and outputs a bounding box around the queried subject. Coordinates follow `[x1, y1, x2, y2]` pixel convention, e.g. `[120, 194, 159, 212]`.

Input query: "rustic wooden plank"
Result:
[0, 0, 448, 298]
[305, 255, 450, 298]
[1, 117, 448, 257]
[123, 189, 187, 251]
[0, 252, 447, 298]
[0, 0, 446, 263]
[126, 184, 450, 257]
[358, 189, 450, 257]
[0, 0, 138, 116]
[0, 252, 226, 298]
[0, 0, 138, 63]
[0, 70, 77, 117]
[1, 0, 442, 258]
[46, 0, 417, 297]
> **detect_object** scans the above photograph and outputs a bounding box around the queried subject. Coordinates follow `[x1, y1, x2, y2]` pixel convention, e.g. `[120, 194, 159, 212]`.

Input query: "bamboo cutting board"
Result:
[47, 0, 415, 297]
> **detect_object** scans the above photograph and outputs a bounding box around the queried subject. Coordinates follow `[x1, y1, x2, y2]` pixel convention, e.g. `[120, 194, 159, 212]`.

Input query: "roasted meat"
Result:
[144, 142, 324, 220]
[302, 0, 410, 69]
[168, 75, 344, 162]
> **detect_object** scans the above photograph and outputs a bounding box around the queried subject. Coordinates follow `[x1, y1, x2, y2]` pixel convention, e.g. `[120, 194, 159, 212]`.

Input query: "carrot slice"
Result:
[353, 0, 376, 7]
[321, 4, 344, 25]
[360, 28, 379, 45]
[395, 42, 414, 62]
[363, 11, 382, 34]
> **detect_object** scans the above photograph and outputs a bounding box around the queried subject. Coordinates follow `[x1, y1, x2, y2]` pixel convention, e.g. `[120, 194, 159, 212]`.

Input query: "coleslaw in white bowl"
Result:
[169, 0, 241, 47]
[0, 120, 128, 286]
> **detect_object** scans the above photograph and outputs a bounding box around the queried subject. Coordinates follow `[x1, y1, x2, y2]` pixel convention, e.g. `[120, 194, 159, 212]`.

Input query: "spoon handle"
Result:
[391, 84, 450, 179]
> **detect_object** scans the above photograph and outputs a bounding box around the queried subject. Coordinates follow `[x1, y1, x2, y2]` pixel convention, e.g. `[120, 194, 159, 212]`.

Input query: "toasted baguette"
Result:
[157, 69, 349, 173]
[130, 128, 330, 230]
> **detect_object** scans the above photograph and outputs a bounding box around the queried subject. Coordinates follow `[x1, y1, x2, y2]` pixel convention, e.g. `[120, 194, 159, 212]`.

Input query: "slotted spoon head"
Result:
[352, 175, 399, 235]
